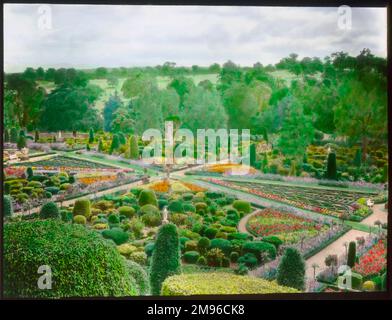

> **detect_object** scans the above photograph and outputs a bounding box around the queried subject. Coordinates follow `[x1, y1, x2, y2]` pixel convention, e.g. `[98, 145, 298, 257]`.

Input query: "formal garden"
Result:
[2, 46, 388, 297]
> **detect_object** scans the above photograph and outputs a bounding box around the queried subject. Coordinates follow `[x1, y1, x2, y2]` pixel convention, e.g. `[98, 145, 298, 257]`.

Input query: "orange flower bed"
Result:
[78, 175, 117, 185]
[181, 181, 206, 192]
[149, 180, 170, 192]
[206, 163, 257, 174]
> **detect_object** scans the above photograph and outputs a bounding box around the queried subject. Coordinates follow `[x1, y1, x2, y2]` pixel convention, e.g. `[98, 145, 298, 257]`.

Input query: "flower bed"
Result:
[142, 180, 206, 193]
[353, 240, 386, 278]
[205, 178, 375, 219]
[247, 208, 329, 243]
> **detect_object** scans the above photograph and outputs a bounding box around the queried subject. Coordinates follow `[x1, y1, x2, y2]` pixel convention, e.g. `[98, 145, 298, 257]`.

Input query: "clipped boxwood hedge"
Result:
[161, 273, 300, 295]
[3, 220, 138, 298]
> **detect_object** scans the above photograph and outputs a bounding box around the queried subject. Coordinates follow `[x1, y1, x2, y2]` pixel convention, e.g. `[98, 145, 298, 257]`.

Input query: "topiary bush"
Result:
[168, 200, 184, 213]
[277, 247, 305, 291]
[73, 198, 91, 218]
[60, 210, 73, 222]
[325, 152, 337, 180]
[230, 251, 239, 263]
[204, 227, 218, 239]
[3, 220, 137, 298]
[206, 248, 225, 267]
[3, 195, 13, 217]
[108, 214, 120, 224]
[118, 206, 135, 218]
[141, 212, 162, 227]
[347, 241, 356, 268]
[39, 202, 60, 219]
[242, 241, 276, 261]
[197, 237, 210, 254]
[150, 223, 181, 295]
[138, 190, 158, 207]
[232, 200, 251, 214]
[238, 253, 258, 269]
[73, 215, 87, 225]
[210, 238, 232, 256]
[262, 236, 283, 250]
[197, 256, 207, 266]
[183, 251, 200, 263]
[102, 227, 129, 245]
[362, 280, 376, 292]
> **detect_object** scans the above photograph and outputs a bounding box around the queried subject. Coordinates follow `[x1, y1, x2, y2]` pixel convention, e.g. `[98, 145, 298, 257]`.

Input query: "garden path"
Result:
[303, 229, 369, 285]
[360, 204, 388, 227]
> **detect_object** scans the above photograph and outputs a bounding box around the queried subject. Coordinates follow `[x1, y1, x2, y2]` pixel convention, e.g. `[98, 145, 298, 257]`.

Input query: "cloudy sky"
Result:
[4, 4, 387, 72]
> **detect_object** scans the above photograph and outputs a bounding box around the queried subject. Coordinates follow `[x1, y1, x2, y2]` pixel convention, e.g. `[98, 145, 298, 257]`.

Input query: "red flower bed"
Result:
[353, 240, 386, 277]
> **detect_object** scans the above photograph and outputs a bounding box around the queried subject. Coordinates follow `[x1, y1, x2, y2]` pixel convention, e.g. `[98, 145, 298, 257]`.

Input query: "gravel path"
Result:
[361, 203, 388, 227]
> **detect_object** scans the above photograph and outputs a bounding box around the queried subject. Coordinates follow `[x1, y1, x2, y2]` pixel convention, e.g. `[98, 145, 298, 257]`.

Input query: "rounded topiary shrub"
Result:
[150, 223, 181, 295]
[362, 281, 376, 292]
[73, 198, 91, 218]
[118, 206, 135, 218]
[3, 220, 137, 298]
[73, 215, 87, 225]
[197, 256, 207, 266]
[39, 202, 60, 219]
[210, 238, 232, 256]
[102, 227, 129, 245]
[238, 253, 258, 269]
[108, 214, 120, 224]
[168, 200, 184, 213]
[4, 195, 13, 217]
[242, 241, 276, 261]
[262, 236, 283, 250]
[232, 200, 251, 214]
[138, 190, 158, 207]
[183, 251, 200, 263]
[139, 204, 160, 216]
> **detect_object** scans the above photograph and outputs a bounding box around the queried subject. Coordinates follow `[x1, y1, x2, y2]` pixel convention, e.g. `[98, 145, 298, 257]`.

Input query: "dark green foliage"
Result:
[34, 130, 39, 142]
[118, 132, 126, 145]
[39, 202, 60, 219]
[125, 260, 150, 295]
[183, 203, 196, 212]
[98, 139, 104, 152]
[45, 186, 60, 195]
[150, 223, 181, 295]
[183, 251, 200, 263]
[204, 227, 218, 239]
[354, 149, 362, 167]
[108, 214, 120, 224]
[277, 247, 305, 291]
[249, 143, 256, 167]
[10, 127, 18, 143]
[205, 191, 224, 199]
[4, 195, 13, 217]
[72, 198, 91, 218]
[158, 198, 169, 210]
[129, 135, 139, 159]
[242, 241, 276, 261]
[238, 253, 258, 269]
[230, 251, 239, 262]
[110, 134, 120, 153]
[262, 236, 283, 250]
[222, 257, 230, 267]
[60, 210, 73, 222]
[89, 128, 94, 143]
[347, 241, 356, 268]
[234, 263, 249, 275]
[325, 152, 337, 180]
[102, 227, 129, 245]
[351, 272, 363, 290]
[17, 134, 26, 150]
[210, 238, 232, 256]
[168, 200, 183, 213]
[3, 220, 137, 298]
[144, 242, 155, 257]
[197, 237, 210, 254]
[138, 189, 158, 207]
[232, 200, 251, 214]
[228, 232, 251, 241]
[4, 129, 10, 142]
[26, 167, 33, 179]
[197, 256, 207, 266]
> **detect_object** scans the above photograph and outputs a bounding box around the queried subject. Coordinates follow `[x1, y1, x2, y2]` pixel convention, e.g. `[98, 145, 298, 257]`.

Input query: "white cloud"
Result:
[3, 4, 387, 72]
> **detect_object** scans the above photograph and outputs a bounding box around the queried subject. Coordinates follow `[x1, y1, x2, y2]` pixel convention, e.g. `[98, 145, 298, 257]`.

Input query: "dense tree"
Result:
[103, 93, 123, 132]
[39, 85, 102, 131]
[277, 97, 314, 158]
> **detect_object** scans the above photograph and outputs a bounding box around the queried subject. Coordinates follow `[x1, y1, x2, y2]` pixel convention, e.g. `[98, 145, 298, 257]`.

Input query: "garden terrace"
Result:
[204, 178, 377, 220]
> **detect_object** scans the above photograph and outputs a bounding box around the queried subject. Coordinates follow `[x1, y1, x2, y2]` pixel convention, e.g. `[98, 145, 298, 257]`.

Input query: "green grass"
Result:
[156, 73, 219, 90]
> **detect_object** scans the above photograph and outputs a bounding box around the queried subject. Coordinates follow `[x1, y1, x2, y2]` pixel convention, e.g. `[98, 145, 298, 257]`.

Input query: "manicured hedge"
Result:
[138, 190, 158, 207]
[39, 202, 60, 219]
[3, 195, 13, 217]
[102, 227, 129, 245]
[161, 273, 300, 295]
[3, 220, 138, 298]
[73, 198, 91, 218]
[125, 260, 150, 295]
